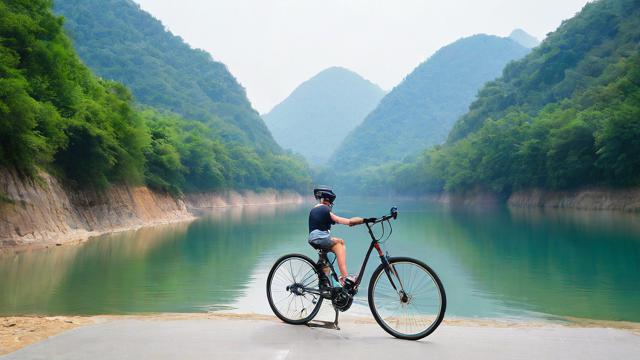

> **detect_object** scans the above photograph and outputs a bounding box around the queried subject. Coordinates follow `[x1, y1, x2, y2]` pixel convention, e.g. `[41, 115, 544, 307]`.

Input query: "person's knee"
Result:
[330, 239, 344, 252]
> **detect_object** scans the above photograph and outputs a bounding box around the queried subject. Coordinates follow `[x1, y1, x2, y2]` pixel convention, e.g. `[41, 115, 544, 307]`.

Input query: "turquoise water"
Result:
[1, 199, 639, 322]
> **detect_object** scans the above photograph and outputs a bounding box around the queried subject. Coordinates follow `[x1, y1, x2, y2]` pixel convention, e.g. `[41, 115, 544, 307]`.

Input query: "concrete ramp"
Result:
[2, 317, 639, 359]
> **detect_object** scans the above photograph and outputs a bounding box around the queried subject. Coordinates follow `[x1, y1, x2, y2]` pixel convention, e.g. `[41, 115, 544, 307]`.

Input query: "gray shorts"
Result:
[308, 230, 334, 250]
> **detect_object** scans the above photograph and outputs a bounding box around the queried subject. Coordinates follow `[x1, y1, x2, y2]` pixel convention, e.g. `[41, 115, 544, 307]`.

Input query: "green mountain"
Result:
[0, 0, 310, 193]
[395, 0, 640, 194]
[53, 0, 277, 152]
[329, 35, 529, 173]
[1, 0, 147, 186]
[509, 29, 540, 48]
[263, 67, 385, 165]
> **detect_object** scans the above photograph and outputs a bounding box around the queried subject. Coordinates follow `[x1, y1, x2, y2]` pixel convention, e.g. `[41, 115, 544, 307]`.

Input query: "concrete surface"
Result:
[2, 317, 639, 359]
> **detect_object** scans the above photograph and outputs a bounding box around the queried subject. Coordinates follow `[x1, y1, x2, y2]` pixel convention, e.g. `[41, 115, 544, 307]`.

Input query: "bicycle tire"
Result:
[368, 256, 446, 340]
[266, 253, 323, 324]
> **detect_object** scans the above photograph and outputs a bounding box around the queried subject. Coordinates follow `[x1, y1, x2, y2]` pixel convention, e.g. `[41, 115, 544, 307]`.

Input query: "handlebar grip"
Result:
[364, 218, 377, 223]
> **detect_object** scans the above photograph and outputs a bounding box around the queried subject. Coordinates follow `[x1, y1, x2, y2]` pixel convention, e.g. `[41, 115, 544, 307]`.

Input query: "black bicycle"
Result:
[266, 207, 446, 340]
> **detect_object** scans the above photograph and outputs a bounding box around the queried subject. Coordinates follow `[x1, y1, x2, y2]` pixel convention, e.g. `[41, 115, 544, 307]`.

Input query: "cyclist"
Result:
[308, 186, 364, 286]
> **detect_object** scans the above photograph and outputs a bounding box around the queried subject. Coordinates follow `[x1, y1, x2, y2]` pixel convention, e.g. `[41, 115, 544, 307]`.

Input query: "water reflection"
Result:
[440, 206, 640, 321]
[509, 207, 640, 235]
[0, 223, 190, 314]
[0, 200, 638, 322]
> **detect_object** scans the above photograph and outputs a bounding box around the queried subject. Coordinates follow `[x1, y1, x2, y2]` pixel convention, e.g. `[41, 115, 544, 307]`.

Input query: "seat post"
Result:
[318, 249, 329, 261]
[317, 250, 330, 277]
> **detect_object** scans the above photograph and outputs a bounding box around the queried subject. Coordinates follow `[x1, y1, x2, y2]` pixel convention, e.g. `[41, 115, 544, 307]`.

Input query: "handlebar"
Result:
[363, 206, 398, 225]
[362, 207, 398, 243]
[364, 216, 390, 224]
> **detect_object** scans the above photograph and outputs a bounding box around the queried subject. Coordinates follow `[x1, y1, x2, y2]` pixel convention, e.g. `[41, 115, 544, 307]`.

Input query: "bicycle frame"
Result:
[319, 218, 404, 295]
[268, 206, 446, 339]
[351, 223, 386, 289]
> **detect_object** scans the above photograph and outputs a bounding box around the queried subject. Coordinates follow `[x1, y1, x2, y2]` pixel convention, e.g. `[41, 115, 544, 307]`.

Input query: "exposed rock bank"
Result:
[0, 170, 302, 248]
[420, 187, 640, 212]
[508, 188, 640, 212]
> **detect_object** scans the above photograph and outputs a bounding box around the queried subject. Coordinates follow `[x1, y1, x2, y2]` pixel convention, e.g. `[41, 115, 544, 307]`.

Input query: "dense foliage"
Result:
[53, 0, 278, 152]
[0, 0, 148, 186]
[394, 0, 640, 195]
[0, 0, 311, 193]
[142, 109, 311, 194]
[264, 67, 385, 165]
[329, 35, 529, 175]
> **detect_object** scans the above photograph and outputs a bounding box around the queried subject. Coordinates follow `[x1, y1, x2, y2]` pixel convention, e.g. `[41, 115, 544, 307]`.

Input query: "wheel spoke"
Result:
[300, 269, 319, 287]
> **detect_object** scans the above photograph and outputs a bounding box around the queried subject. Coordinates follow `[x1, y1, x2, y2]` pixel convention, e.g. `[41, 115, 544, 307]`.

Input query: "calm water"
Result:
[1, 198, 639, 322]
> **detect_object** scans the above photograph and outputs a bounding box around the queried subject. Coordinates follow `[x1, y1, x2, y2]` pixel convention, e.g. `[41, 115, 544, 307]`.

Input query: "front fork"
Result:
[375, 243, 409, 302]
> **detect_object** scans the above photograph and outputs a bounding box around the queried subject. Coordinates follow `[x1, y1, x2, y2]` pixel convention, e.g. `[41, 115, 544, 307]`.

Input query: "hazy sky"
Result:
[134, 0, 591, 114]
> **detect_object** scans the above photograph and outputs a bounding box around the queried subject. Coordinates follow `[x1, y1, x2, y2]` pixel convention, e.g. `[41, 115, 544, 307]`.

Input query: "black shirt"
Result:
[308, 205, 335, 233]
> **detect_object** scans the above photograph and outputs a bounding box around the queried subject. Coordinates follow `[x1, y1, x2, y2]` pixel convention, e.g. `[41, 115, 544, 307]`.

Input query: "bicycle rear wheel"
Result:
[266, 254, 323, 324]
[368, 257, 446, 340]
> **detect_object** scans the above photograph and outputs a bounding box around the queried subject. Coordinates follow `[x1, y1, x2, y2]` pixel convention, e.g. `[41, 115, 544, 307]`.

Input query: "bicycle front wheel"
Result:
[368, 257, 446, 340]
[266, 254, 323, 324]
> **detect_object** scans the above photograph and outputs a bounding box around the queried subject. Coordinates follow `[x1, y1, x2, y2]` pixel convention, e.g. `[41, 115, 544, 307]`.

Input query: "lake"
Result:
[1, 198, 639, 322]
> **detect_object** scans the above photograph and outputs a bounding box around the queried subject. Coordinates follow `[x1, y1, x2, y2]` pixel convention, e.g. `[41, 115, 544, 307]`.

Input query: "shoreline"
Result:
[2, 312, 638, 356]
[0, 215, 197, 256]
[0, 169, 305, 253]
[0, 197, 308, 256]
[424, 187, 640, 212]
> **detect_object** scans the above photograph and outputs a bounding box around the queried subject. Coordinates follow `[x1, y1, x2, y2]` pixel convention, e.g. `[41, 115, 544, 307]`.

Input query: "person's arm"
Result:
[331, 213, 364, 227]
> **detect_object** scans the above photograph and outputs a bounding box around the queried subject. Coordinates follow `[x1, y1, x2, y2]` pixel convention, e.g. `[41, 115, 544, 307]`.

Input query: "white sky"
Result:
[133, 0, 591, 114]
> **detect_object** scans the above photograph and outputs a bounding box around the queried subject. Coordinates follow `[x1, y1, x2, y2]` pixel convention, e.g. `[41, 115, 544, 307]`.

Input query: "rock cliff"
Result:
[0, 170, 302, 248]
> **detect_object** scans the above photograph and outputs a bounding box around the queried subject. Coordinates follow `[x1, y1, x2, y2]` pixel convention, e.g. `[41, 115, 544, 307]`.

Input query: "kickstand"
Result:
[306, 308, 340, 330]
[333, 307, 340, 330]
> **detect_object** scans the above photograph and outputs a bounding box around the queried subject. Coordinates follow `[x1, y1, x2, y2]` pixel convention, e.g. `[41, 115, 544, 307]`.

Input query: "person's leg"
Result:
[330, 237, 348, 277]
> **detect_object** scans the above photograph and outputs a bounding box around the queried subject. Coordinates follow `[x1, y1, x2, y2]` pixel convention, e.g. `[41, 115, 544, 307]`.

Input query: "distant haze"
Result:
[509, 29, 541, 48]
[263, 67, 385, 165]
[330, 34, 530, 173]
[133, 0, 590, 114]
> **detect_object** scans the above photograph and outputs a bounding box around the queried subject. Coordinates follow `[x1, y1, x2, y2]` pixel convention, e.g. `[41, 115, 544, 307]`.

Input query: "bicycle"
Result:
[266, 207, 446, 340]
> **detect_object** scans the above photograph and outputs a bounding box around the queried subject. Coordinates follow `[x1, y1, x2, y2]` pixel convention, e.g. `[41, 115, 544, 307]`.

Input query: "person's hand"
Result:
[349, 217, 364, 227]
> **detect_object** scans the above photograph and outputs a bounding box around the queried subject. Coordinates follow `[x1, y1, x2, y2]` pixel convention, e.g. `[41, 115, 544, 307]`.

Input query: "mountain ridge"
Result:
[392, 0, 640, 195]
[264, 66, 385, 165]
[54, 0, 278, 152]
[329, 34, 530, 173]
[509, 29, 540, 48]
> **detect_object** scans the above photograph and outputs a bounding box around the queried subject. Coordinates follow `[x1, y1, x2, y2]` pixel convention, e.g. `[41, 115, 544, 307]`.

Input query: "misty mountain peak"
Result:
[329, 34, 530, 172]
[509, 29, 540, 48]
[264, 67, 385, 165]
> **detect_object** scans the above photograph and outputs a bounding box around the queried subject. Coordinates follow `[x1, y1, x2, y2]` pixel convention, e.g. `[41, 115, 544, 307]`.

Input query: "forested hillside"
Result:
[54, 0, 277, 152]
[264, 67, 385, 165]
[0, 0, 310, 193]
[393, 0, 640, 195]
[329, 35, 529, 174]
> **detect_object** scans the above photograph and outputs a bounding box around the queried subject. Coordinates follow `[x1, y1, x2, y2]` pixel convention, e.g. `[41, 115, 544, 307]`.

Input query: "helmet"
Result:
[314, 186, 336, 203]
